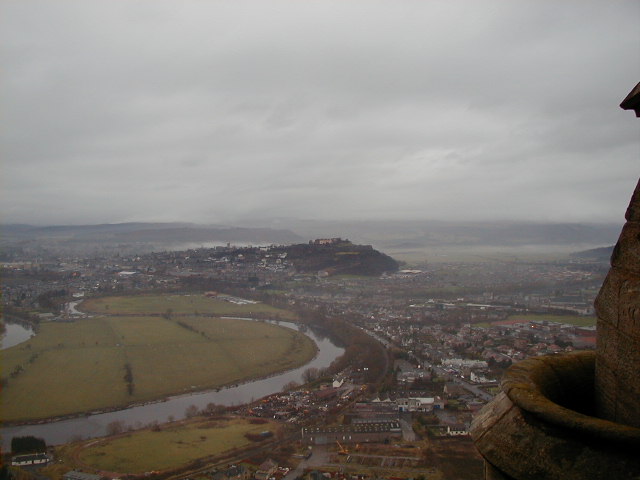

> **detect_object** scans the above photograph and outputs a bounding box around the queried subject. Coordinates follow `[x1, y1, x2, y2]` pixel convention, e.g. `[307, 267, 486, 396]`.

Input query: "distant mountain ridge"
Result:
[0, 223, 305, 257]
[2, 222, 303, 242]
[570, 245, 615, 261]
[3, 222, 196, 236]
[251, 219, 622, 248]
[1, 220, 623, 260]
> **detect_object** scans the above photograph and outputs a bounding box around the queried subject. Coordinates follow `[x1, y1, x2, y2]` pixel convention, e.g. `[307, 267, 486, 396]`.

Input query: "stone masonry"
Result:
[594, 179, 640, 427]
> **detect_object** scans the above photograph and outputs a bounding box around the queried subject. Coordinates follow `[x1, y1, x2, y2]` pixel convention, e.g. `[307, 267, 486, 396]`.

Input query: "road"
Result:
[452, 377, 494, 402]
[399, 412, 417, 441]
[426, 362, 496, 402]
[283, 445, 330, 480]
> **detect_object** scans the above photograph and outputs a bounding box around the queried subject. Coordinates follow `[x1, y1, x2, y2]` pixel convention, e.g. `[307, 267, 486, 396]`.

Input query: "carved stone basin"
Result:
[470, 351, 640, 480]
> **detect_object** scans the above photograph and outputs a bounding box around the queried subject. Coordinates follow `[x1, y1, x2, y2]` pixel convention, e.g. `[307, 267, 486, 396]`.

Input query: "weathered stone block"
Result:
[625, 179, 640, 221]
[611, 221, 640, 274]
[484, 462, 517, 480]
[611, 331, 640, 427]
[595, 267, 640, 329]
[596, 321, 620, 368]
[618, 278, 640, 337]
[593, 360, 617, 422]
[471, 353, 640, 480]
[596, 311, 640, 426]
[617, 382, 640, 428]
[594, 271, 620, 328]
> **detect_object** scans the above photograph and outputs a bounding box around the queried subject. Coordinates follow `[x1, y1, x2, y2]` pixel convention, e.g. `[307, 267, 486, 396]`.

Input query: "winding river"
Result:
[0, 319, 344, 449]
[1, 321, 35, 350]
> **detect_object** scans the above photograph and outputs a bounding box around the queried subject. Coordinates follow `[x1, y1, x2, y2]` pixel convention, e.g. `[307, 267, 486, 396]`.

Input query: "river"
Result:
[0, 319, 343, 449]
[1, 320, 35, 350]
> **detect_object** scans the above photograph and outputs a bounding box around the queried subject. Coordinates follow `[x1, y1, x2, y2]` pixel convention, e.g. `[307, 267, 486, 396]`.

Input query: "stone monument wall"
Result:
[594, 179, 640, 427]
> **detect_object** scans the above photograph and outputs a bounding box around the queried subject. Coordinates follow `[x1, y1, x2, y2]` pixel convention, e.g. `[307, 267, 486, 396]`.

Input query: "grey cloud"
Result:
[2, 0, 639, 226]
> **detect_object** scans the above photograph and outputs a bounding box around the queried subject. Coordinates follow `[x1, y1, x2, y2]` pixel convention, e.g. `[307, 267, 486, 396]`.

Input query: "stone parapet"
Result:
[470, 352, 640, 480]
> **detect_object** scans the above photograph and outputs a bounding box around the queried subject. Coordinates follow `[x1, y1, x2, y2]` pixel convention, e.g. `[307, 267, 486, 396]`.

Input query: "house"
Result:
[210, 465, 250, 480]
[397, 397, 441, 413]
[443, 383, 468, 398]
[312, 238, 342, 245]
[346, 401, 399, 424]
[470, 371, 496, 384]
[314, 388, 338, 401]
[301, 422, 402, 445]
[397, 397, 445, 412]
[254, 459, 278, 480]
[11, 453, 50, 466]
[447, 424, 469, 436]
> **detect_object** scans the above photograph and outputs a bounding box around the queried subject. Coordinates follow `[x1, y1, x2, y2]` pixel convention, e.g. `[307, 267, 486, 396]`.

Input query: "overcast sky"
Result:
[2, 0, 639, 226]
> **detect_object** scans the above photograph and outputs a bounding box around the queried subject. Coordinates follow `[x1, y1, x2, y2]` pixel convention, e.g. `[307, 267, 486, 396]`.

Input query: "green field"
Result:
[76, 417, 277, 473]
[80, 294, 298, 320]
[505, 314, 596, 327]
[473, 314, 597, 329]
[1, 295, 315, 422]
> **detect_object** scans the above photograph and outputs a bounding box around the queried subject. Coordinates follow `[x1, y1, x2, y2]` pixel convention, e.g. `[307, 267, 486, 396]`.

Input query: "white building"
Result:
[397, 396, 445, 412]
[11, 453, 50, 466]
[447, 424, 468, 436]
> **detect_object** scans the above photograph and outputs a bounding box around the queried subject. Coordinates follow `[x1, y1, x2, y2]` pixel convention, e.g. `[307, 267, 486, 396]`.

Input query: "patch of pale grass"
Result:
[79, 417, 278, 473]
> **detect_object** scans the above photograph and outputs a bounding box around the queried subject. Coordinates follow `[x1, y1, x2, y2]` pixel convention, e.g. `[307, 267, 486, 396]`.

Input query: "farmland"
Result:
[80, 294, 298, 320]
[1, 295, 315, 422]
[72, 417, 279, 474]
[504, 314, 596, 327]
[474, 314, 597, 328]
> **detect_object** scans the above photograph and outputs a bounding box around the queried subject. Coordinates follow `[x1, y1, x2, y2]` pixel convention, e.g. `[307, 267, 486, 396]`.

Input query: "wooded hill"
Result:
[270, 239, 399, 276]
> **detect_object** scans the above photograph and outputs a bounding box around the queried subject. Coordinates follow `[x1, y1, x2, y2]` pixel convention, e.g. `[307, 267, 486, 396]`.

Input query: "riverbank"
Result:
[0, 322, 343, 449]
[0, 319, 35, 350]
[2, 315, 317, 423]
[2, 336, 318, 428]
[2, 305, 42, 330]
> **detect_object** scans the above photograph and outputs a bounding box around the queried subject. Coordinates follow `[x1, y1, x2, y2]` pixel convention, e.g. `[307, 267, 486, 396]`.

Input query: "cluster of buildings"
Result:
[2, 239, 606, 318]
[1, 244, 303, 311]
[236, 382, 363, 424]
[206, 460, 289, 480]
[3, 242, 605, 479]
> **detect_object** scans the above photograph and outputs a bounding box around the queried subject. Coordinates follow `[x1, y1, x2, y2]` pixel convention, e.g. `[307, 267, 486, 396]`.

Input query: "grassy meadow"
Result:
[80, 294, 298, 320]
[473, 314, 596, 328]
[505, 314, 596, 327]
[71, 417, 278, 474]
[1, 295, 314, 422]
[474, 314, 598, 328]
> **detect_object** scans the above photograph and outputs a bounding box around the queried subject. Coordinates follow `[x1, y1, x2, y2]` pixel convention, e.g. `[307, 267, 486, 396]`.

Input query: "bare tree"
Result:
[185, 404, 199, 418]
[302, 367, 319, 383]
[106, 420, 125, 436]
[202, 402, 226, 416]
[282, 381, 300, 392]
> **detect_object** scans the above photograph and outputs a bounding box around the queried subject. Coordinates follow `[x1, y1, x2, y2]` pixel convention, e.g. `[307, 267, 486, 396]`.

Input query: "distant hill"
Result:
[214, 239, 399, 277]
[249, 219, 622, 249]
[2, 219, 623, 261]
[230, 219, 623, 261]
[108, 226, 304, 245]
[275, 239, 399, 276]
[570, 245, 614, 262]
[1, 223, 305, 257]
